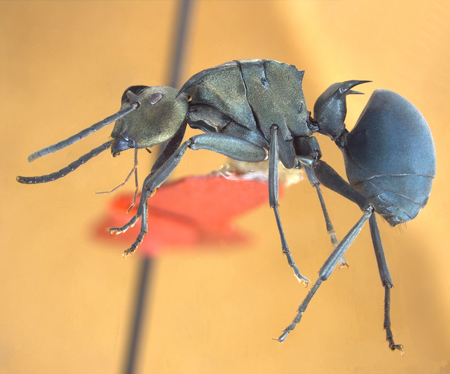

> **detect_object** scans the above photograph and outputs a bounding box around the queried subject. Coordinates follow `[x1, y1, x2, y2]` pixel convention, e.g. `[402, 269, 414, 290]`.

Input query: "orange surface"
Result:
[1, 1, 449, 373]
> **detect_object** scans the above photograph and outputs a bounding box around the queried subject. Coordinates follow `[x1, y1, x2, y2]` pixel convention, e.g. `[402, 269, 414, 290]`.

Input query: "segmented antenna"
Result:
[17, 140, 113, 184]
[27, 103, 138, 163]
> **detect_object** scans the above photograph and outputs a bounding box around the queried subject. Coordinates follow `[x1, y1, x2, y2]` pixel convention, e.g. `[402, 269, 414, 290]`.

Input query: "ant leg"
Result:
[275, 207, 373, 342]
[369, 214, 404, 354]
[309, 160, 403, 352]
[109, 138, 192, 254]
[108, 123, 188, 236]
[108, 215, 139, 235]
[117, 133, 267, 257]
[275, 158, 372, 341]
[122, 199, 149, 258]
[303, 165, 348, 267]
[270, 126, 309, 285]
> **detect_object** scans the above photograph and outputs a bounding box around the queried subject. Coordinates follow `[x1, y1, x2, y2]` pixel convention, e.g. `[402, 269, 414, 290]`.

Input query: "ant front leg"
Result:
[112, 132, 267, 258]
[109, 139, 192, 257]
[108, 123, 189, 255]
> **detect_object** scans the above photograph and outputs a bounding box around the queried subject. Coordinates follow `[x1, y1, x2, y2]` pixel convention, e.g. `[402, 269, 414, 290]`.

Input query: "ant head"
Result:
[111, 86, 189, 156]
[313, 80, 370, 142]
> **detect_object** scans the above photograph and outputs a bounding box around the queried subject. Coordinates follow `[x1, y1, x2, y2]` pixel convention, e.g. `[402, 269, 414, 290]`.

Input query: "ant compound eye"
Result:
[149, 92, 163, 105]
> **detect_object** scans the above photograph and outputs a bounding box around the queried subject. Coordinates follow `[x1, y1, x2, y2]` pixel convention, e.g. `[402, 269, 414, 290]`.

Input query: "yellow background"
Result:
[1, 1, 448, 373]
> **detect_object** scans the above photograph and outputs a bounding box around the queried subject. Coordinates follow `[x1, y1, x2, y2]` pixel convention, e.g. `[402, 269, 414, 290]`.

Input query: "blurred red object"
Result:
[95, 174, 284, 257]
